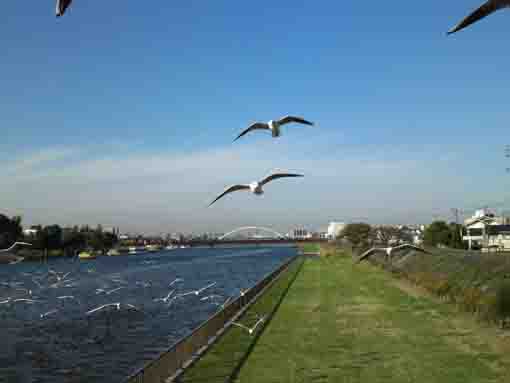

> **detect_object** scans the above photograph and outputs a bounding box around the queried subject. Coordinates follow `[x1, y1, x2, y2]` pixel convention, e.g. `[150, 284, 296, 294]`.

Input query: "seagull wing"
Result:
[357, 248, 384, 262]
[233, 123, 270, 142]
[0, 242, 31, 253]
[56, 0, 73, 17]
[448, 0, 508, 34]
[393, 244, 427, 253]
[276, 116, 314, 126]
[232, 322, 250, 331]
[259, 173, 304, 187]
[209, 185, 250, 207]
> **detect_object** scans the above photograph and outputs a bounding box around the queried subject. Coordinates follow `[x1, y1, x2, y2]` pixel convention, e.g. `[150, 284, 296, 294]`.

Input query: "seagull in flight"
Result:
[448, 1, 510, 34]
[57, 295, 80, 304]
[357, 244, 427, 263]
[56, 0, 73, 17]
[86, 303, 121, 316]
[200, 294, 223, 302]
[232, 315, 266, 335]
[234, 116, 314, 142]
[168, 278, 183, 288]
[13, 298, 38, 304]
[40, 309, 59, 319]
[154, 290, 175, 303]
[0, 242, 32, 253]
[209, 172, 304, 207]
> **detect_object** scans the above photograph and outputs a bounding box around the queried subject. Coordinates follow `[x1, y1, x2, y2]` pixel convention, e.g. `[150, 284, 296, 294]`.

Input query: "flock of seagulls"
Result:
[0, 259, 253, 331]
[209, 115, 312, 206]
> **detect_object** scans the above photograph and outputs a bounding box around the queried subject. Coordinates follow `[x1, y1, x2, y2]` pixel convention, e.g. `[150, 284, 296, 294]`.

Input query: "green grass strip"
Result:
[233, 257, 510, 383]
[178, 257, 304, 383]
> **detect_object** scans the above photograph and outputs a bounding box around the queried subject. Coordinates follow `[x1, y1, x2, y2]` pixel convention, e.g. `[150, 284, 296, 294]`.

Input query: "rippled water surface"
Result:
[0, 246, 296, 383]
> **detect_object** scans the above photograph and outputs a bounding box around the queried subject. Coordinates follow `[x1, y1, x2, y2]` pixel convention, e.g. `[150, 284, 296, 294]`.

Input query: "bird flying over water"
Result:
[448, 0, 510, 34]
[0, 242, 32, 253]
[233, 116, 314, 142]
[209, 172, 304, 207]
[56, 0, 73, 17]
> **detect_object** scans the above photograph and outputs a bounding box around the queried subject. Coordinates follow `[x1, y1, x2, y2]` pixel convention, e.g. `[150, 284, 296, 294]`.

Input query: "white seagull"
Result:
[56, 0, 73, 17]
[357, 244, 427, 263]
[200, 294, 223, 302]
[0, 242, 32, 253]
[448, 1, 510, 34]
[86, 303, 121, 316]
[13, 298, 38, 304]
[209, 172, 304, 207]
[195, 282, 216, 295]
[232, 315, 266, 335]
[234, 116, 314, 142]
[154, 290, 175, 303]
[168, 278, 183, 288]
[40, 309, 59, 319]
[57, 295, 80, 304]
[174, 282, 217, 299]
[105, 287, 125, 295]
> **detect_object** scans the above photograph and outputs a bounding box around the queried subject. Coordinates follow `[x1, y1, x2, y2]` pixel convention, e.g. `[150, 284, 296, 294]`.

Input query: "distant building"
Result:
[485, 225, 510, 251]
[327, 222, 346, 239]
[292, 228, 309, 239]
[23, 228, 38, 237]
[462, 209, 507, 250]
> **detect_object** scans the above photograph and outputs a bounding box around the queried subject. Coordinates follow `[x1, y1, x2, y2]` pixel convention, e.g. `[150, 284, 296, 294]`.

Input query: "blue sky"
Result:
[1, 1, 510, 233]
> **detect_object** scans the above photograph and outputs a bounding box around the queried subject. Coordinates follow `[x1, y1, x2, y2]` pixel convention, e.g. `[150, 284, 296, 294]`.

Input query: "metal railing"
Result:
[125, 255, 302, 383]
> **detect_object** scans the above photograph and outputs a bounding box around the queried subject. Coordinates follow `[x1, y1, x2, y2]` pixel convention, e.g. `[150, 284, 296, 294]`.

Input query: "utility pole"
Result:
[505, 145, 510, 173]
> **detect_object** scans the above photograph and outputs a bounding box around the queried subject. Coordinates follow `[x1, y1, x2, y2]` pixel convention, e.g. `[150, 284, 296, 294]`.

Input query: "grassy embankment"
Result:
[369, 248, 510, 326]
[181, 252, 510, 382]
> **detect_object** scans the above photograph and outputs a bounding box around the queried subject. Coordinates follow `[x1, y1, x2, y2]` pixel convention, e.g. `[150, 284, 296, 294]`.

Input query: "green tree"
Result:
[376, 225, 414, 245]
[39, 225, 63, 250]
[340, 223, 374, 252]
[423, 221, 451, 247]
[448, 223, 465, 249]
[0, 214, 23, 248]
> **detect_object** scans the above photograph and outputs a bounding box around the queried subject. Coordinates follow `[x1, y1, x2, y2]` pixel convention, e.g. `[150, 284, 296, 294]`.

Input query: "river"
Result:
[0, 245, 296, 383]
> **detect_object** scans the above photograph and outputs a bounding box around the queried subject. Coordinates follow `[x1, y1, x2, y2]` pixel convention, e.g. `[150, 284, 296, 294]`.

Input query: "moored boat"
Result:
[78, 251, 97, 260]
[107, 248, 121, 256]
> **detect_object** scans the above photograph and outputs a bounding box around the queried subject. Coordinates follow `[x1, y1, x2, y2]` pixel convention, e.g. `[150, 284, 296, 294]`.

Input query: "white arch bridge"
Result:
[217, 226, 285, 241]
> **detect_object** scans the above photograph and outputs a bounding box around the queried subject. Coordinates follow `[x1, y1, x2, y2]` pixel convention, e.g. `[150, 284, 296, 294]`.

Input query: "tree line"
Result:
[0, 214, 118, 255]
[337, 221, 465, 254]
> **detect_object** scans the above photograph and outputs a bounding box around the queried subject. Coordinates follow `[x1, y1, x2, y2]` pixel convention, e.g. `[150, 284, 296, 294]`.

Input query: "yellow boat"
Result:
[78, 251, 97, 260]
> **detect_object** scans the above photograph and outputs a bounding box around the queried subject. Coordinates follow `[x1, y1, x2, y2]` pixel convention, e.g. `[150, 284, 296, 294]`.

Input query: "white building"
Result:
[23, 228, 38, 237]
[292, 228, 309, 239]
[462, 209, 510, 250]
[327, 222, 346, 239]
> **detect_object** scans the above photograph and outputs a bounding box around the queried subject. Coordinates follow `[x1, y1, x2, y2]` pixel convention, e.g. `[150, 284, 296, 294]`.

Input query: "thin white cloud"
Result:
[1, 141, 506, 233]
[2, 147, 80, 177]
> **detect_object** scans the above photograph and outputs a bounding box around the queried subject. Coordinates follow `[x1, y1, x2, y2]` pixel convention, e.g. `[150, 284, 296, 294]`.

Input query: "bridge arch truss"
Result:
[218, 226, 285, 241]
